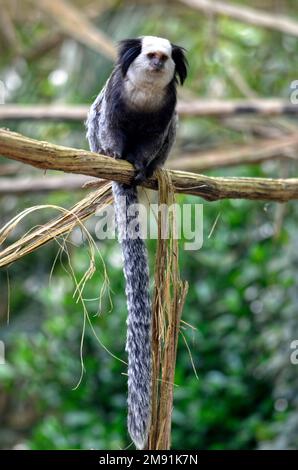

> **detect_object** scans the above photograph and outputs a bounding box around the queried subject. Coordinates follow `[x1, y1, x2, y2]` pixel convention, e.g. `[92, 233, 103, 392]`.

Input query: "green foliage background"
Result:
[0, 0, 298, 450]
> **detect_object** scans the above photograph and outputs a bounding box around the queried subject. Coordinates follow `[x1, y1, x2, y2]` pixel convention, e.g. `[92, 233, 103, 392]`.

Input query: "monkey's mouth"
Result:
[149, 65, 164, 73]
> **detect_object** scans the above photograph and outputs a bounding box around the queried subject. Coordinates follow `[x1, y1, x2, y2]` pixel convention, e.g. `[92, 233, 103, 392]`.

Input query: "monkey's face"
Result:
[127, 36, 176, 88]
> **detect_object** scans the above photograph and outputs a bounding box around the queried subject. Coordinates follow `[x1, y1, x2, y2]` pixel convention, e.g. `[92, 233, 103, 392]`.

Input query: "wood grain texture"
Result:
[1, 128, 298, 202]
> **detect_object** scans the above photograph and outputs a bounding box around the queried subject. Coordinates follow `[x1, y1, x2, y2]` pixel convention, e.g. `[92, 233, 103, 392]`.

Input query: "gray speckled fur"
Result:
[86, 36, 186, 449]
[112, 181, 152, 449]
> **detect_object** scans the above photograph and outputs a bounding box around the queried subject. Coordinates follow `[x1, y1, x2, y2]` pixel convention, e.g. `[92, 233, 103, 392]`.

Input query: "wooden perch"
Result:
[1, 134, 297, 195]
[180, 0, 298, 37]
[0, 128, 298, 202]
[1, 99, 297, 121]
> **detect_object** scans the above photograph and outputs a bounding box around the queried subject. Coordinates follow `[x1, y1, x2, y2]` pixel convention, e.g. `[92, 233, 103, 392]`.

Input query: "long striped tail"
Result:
[112, 181, 152, 449]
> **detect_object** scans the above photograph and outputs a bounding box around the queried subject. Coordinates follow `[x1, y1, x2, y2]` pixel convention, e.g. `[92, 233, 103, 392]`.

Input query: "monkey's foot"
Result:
[133, 168, 147, 186]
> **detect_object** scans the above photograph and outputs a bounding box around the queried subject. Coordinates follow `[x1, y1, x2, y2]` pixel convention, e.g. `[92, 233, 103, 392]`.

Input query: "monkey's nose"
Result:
[151, 58, 164, 70]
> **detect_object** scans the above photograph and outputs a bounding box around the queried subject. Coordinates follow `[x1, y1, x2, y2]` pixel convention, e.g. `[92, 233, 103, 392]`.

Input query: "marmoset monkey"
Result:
[86, 36, 188, 449]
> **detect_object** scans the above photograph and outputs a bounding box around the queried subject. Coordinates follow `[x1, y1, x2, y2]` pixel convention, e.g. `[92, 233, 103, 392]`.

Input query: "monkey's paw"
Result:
[104, 148, 122, 159]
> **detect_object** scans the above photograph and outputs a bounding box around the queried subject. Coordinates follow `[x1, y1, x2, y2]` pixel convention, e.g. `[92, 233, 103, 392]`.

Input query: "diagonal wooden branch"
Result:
[180, 0, 298, 37]
[23, 0, 116, 62]
[34, 0, 116, 60]
[0, 182, 112, 268]
[0, 128, 298, 202]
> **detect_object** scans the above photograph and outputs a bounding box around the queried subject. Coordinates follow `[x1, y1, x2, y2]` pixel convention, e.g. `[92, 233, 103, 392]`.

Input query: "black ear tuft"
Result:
[171, 44, 188, 85]
[118, 38, 142, 77]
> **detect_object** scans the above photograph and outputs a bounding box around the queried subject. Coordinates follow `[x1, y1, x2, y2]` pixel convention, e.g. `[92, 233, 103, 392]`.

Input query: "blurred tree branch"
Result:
[0, 128, 298, 202]
[170, 134, 298, 172]
[24, 32, 66, 62]
[22, 0, 116, 62]
[180, 0, 298, 37]
[0, 174, 94, 194]
[32, 0, 116, 59]
[1, 99, 297, 121]
[0, 162, 21, 176]
[0, 0, 22, 54]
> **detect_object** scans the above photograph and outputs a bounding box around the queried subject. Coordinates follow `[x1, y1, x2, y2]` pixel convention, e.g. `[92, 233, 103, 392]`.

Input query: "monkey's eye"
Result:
[160, 54, 168, 62]
[147, 52, 155, 59]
